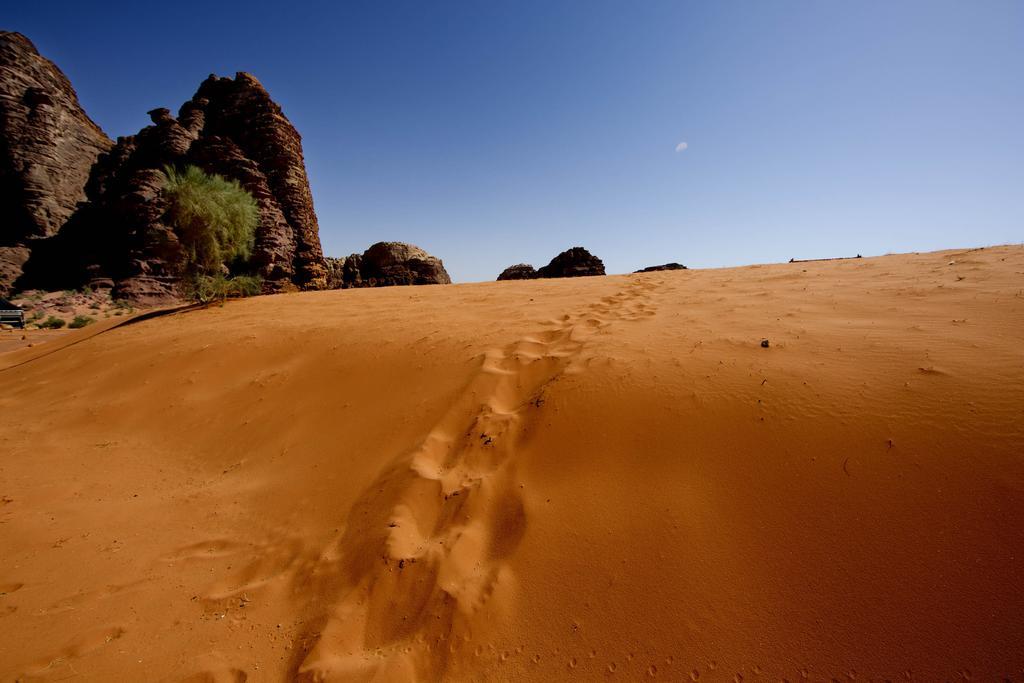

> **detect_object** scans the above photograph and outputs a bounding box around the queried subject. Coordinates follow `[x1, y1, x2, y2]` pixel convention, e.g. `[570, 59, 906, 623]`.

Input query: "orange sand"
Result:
[1, 246, 1022, 682]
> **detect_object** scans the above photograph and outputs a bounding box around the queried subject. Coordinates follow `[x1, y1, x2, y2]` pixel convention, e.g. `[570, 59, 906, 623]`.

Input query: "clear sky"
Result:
[8, 1, 1023, 282]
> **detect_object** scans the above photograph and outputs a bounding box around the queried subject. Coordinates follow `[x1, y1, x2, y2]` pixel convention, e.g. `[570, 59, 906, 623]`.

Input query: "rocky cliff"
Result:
[4, 33, 329, 301]
[326, 242, 450, 289]
[18, 72, 328, 302]
[187, 74, 327, 291]
[0, 31, 113, 293]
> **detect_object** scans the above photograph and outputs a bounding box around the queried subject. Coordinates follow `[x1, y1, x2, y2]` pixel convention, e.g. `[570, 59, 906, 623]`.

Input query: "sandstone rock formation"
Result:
[496, 264, 538, 281]
[537, 247, 605, 278]
[324, 255, 347, 289]
[327, 242, 450, 289]
[0, 31, 113, 293]
[496, 247, 605, 282]
[187, 74, 327, 291]
[361, 242, 450, 286]
[12, 59, 328, 301]
[635, 262, 687, 273]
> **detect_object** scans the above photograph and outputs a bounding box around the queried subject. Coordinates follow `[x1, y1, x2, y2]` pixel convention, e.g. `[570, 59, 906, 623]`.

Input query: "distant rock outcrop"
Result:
[496, 264, 538, 281]
[326, 242, 450, 289]
[0, 31, 113, 293]
[537, 247, 605, 278]
[635, 262, 687, 273]
[17, 70, 328, 302]
[496, 247, 605, 282]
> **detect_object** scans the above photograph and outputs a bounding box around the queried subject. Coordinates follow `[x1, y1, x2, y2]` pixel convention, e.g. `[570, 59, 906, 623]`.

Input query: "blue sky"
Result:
[8, 1, 1023, 281]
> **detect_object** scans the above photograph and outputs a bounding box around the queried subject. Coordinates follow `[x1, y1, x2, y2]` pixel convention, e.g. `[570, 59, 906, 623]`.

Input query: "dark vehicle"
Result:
[0, 298, 25, 328]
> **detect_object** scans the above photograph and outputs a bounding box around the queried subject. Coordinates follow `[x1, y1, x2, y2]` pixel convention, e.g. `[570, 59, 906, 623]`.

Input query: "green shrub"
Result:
[69, 315, 95, 329]
[225, 275, 264, 298]
[161, 165, 259, 278]
[39, 316, 66, 329]
[184, 274, 264, 304]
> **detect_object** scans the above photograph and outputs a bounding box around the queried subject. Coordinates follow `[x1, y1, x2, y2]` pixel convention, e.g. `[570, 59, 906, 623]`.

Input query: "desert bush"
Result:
[161, 165, 259, 277]
[184, 274, 264, 304]
[69, 315, 95, 329]
[39, 316, 66, 329]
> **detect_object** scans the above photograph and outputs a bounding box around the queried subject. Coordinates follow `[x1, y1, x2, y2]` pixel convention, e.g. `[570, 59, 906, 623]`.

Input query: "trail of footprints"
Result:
[296, 278, 660, 681]
[10, 279, 661, 682]
[12, 275, 1005, 681]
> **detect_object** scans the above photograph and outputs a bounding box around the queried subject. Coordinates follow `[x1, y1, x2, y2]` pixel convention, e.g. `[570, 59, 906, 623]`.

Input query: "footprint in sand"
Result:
[21, 625, 125, 676]
[0, 582, 24, 596]
[292, 280, 663, 680]
[178, 667, 248, 683]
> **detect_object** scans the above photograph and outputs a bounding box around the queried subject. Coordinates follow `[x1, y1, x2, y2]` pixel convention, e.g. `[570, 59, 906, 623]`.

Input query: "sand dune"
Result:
[1, 246, 1023, 682]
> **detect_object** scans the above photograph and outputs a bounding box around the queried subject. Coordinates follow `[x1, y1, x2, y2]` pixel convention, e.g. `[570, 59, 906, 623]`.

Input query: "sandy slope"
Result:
[1, 246, 1022, 682]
